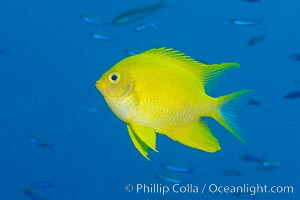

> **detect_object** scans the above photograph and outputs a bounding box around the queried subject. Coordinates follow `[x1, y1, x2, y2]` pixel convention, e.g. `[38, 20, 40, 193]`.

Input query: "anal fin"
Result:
[165, 120, 221, 152]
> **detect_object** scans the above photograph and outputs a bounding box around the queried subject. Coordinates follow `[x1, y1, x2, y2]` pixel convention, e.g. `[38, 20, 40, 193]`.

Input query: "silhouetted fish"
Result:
[289, 53, 300, 61]
[156, 173, 181, 184]
[222, 170, 244, 177]
[134, 22, 157, 32]
[248, 33, 266, 46]
[230, 18, 261, 26]
[162, 163, 196, 173]
[256, 160, 281, 171]
[248, 98, 262, 106]
[22, 188, 48, 200]
[112, 1, 166, 25]
[89, 32, 116, 41]
[27, 136, 54, 151]
[284, 90, 300, 100]
[241, 154, 262, 162]
[80, 15, 104, 27]
[29, 181, 54, 190]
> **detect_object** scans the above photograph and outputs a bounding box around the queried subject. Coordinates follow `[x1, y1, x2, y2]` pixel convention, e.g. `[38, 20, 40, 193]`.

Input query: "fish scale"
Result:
[137, 90, 203, 128]
[129, 61, 205, 127]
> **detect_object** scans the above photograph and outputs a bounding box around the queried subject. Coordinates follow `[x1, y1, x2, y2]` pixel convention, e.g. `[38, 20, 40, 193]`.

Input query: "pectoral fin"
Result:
[127, 124, 150, 160]
[165, 120, 221, 152]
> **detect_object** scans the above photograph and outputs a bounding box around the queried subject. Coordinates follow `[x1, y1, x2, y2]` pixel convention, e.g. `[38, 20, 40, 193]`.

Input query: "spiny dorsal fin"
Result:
[143, 47, 202, 76]
[143, 47, 240, 92]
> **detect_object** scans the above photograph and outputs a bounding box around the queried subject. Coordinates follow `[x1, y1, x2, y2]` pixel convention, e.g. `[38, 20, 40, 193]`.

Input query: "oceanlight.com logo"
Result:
[207, 184, 294, 196]
[124, 183, 294, 196]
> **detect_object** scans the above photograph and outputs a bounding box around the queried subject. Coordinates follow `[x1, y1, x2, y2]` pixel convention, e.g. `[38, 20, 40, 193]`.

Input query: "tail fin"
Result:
[213, 90, 253, 143]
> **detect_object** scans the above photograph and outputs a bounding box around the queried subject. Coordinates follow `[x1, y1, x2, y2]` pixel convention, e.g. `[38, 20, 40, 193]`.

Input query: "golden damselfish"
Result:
[96, 48, 251, 160]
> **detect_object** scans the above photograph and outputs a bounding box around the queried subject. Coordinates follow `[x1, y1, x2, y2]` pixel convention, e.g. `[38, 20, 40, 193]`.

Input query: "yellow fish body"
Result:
[96, 48, 251, 160]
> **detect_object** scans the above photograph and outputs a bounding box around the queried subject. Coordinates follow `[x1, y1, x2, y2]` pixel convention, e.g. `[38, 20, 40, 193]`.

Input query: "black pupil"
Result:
[111, 74, 118, 81]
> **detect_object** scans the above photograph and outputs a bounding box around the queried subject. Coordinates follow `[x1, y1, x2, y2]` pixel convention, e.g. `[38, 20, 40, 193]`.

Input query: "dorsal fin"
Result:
[143, 47, 202, 77]
[143, 47, 240, 92]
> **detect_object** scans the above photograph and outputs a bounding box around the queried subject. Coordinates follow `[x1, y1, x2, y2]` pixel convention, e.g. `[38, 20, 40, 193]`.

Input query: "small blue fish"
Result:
[134, 23, 157, 32]
[256, 160, 281, 171]
[162, 163, 196, 173]
[284, 90, 300, 100]
[27, 136, 54, 151]
[123, 49, 140, 56]
[22, 189, 48, 200]
[156, 173, 181, 184]
[289, 53, 300, 61]
[248, 99, 262, 106]
[29, 181, 54, 190]
[222, 170, 244, 177]
[230, 18, 261, 26]
[248, 33, 266, 46]
[89, 32, 116, 41]
[241, 154, 262, 162]
[80, 14, 105, 27]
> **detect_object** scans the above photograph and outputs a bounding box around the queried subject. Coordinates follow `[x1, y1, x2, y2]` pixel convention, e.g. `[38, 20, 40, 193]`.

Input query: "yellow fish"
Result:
[96, 48, 251, 160]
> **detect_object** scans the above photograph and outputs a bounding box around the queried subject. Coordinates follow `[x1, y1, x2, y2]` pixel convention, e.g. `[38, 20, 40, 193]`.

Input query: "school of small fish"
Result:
[155, 153, 282, 198]
[156, 163, 196, 184]
[80, 1, 165, 41]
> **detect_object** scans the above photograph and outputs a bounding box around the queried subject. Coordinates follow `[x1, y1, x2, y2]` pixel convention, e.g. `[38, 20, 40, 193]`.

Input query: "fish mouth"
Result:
[95, 80, 106, 91]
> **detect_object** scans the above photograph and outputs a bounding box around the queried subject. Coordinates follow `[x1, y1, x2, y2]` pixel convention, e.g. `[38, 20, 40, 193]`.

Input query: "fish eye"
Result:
[108, 72, 120, 84]
[111, 74, 118, 81]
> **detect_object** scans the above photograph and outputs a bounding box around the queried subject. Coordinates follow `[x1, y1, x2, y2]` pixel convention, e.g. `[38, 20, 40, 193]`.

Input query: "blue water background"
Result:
[0, 0, 299, 199]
